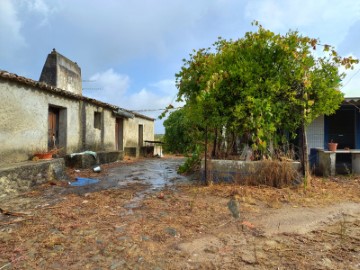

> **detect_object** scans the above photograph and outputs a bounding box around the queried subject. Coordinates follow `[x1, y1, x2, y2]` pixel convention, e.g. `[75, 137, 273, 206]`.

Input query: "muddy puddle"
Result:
[59, 157, 188, 195]
[104, 157, 188, 190]
[96, 157, 189, 209]
[66, 157, 190, 220]
[0, 157, 189, 214]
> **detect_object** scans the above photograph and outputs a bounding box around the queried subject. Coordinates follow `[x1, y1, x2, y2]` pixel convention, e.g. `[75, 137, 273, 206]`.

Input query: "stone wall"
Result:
[201, 159, 302, 185]
[64, 151, 123, 169]
[124, 147, 137, 157]
[0, 80, 82, 164]
[0, 159, 66, 198]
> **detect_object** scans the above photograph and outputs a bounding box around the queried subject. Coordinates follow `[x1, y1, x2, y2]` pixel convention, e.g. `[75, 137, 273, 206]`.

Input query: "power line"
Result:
[131, 106, 182, 112]
[341, 67, 360, 89]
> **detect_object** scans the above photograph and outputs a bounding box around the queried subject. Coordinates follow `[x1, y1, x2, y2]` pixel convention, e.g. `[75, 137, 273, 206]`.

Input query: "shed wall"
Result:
[306, 115, 324, 153]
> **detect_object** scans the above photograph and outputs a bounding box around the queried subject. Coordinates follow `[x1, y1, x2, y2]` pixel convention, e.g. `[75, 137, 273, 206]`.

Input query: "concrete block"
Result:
[124, 147, 137, 157]
[64, 151, 124, 168]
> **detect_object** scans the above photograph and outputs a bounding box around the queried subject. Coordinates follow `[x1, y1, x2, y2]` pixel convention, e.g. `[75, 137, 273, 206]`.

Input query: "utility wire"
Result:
[341, 67, 360, 89]
[131, 107, 182, 112]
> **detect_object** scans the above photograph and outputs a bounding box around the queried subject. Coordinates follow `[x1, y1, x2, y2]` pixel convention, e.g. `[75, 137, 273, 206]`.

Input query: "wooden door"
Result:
[115, 118, 124, 150]
[138, 125, 144, 147]
[48, 108, 59, 149]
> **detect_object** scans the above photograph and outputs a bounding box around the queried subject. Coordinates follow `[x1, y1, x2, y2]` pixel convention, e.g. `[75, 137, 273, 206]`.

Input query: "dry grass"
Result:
[246, 160, 300, 188]
[206, 159, 301, 188]
[0, 161, 359, 269]
[200, 175, 360, 210]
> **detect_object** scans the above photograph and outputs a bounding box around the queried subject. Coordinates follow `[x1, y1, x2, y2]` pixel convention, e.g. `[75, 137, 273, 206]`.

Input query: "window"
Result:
[94, 112, 102, 129]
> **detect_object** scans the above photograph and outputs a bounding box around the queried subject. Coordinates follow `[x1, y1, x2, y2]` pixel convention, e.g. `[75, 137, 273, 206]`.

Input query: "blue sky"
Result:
[1, 0, 360, 133]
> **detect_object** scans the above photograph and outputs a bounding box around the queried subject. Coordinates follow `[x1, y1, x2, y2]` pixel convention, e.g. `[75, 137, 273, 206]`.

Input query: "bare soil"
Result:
[0, 156, 359, 269]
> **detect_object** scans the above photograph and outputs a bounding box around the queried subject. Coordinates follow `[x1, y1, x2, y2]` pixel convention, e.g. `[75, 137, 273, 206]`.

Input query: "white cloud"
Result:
[0, 0, 26, 59]
[25, 0, 56, 26]
[341, 67, 360, 97]
[338, 20, 360, 57]
[85, 70, 182, 133]
[125, 88, 173, 111]
[86, 69, 130, 105]
[27, 0, 50, 15]
[119, 81, 184, 134]
[245, 0, 360, 44]
[150, 79, 177, 96]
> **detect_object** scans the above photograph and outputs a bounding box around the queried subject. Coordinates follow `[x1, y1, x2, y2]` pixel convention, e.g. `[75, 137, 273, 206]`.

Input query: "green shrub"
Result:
[178, 145, 202, 174]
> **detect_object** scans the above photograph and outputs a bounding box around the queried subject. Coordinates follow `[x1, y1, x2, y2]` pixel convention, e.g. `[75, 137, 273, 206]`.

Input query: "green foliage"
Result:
[163, 108, 196, 154]
[175, 22, 358, 158]
[154, 134, 164, 141]
[177, 145, 202, 174]
[158, 104, 174, 120]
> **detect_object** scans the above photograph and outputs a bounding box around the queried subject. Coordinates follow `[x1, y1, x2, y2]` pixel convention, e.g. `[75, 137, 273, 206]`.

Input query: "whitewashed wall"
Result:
[306, 115, 324, 153]
[0, 80, 82, 163]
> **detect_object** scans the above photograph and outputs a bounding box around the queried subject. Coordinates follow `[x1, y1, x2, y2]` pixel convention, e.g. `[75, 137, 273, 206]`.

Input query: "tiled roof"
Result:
[0, 70, 154, 121]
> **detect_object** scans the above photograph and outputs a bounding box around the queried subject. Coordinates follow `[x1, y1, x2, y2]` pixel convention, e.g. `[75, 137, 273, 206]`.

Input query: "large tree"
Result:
[163, 108, 196, 154]
[175, 22, 358, 182]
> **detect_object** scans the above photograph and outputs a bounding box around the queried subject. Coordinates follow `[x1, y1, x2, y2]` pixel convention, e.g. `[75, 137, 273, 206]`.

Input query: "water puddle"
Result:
[69, 177, 99, 186]
[104, 158, 187, 209]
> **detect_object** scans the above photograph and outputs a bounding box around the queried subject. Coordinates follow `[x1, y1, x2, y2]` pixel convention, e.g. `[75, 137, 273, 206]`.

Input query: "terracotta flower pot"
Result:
[328, 143, 338, 152]
[34, 152, 53, 160]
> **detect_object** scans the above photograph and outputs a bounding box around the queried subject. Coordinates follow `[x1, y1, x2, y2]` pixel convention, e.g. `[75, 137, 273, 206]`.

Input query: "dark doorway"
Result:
[48, 107, 60, 149]
[327, 108, 355, 171]
[115, 118, 124, 150]
[48, 106, 67, 151]
[327, 108, 355, 149]
[138, 125, 144, 147]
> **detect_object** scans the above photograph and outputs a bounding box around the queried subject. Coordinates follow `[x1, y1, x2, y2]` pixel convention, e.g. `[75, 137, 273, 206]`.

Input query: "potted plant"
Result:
[328, 140, 338, 152]
[33, 148, 61, 160]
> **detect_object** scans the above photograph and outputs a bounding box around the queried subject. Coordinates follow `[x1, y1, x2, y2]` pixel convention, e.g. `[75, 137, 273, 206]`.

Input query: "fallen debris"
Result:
[0, 217, 30, 226]
[0, 208, 32, 217]
[69, 177, 99, 187]
[93, 165, 101, 172]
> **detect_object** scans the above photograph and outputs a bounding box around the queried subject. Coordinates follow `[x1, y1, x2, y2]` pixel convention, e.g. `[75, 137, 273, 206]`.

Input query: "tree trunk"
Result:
[204, 125, 212, 186]
[301, 121, 310, 188]
[212, 128, 218, 158]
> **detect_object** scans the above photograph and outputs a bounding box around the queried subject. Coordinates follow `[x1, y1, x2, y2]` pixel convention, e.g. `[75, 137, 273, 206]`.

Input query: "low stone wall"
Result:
[97, 151, 123, 165]
[201, 159, 302, 185]
[124, 147, 137, 157]
[141, 146, 154, 157]
[0, 158, 66, 198]
[64, 151, 123, 169]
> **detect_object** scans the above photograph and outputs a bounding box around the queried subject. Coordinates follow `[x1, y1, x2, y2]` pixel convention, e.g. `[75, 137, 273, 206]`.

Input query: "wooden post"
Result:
[205, 124, 208, 185]
[301, 121, 310, 188]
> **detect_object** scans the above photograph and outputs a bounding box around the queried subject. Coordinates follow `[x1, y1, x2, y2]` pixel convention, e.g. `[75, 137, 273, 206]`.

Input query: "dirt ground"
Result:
[0, 156, 360, 270]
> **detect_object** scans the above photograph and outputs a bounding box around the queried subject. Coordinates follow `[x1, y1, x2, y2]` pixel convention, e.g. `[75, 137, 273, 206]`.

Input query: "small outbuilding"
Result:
[307, 97, 360, 175]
